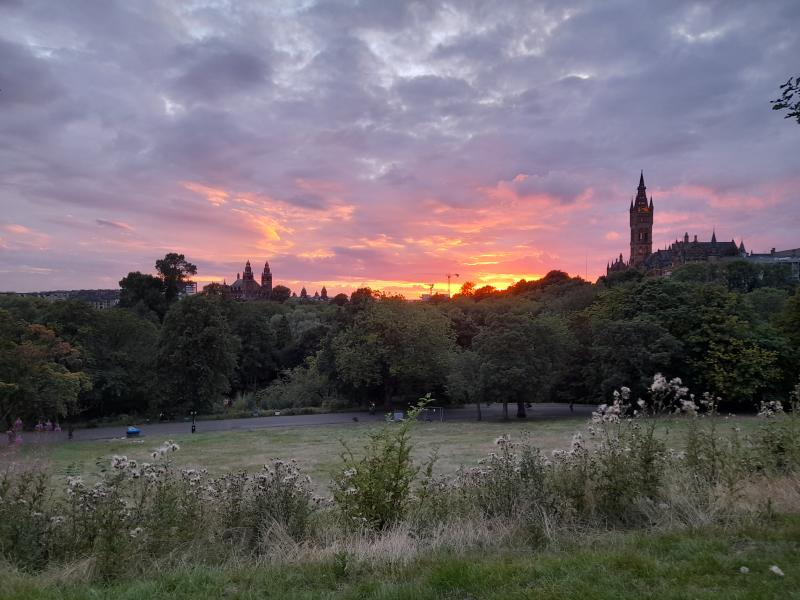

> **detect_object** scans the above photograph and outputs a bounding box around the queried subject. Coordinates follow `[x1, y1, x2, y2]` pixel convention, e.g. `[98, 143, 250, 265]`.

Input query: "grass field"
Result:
[4, 514, 798, 599]
[2, 414, 762, 492]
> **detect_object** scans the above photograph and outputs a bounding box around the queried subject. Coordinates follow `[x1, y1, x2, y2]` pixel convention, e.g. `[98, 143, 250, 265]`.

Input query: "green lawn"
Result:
[4, 514, 799, 599]
[3, 415, 761, 492]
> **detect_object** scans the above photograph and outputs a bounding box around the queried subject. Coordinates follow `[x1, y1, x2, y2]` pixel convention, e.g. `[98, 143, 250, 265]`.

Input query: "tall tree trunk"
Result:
[502, 401, 509, 420]
[517, 400, 527, 418]
[476, 399, 482, 421]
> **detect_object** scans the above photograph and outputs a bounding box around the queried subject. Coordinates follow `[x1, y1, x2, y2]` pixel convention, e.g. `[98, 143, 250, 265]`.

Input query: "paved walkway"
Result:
[9, 403, 596, 444]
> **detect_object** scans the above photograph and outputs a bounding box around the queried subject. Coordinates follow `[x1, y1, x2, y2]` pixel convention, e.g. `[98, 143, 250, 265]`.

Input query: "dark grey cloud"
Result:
[170, 38, 271, 101]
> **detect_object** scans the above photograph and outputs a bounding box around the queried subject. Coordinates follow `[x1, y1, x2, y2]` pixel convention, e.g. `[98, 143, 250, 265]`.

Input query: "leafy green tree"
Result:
[597, 268, 643, 288]
[0, 309, 91, 427]
[229, 303, 277, 392]
[331, 293, 349, 306]
[747, 288, 790, 326]
[332, 301, 456, 408]
[119, 271, 167, 321]
[472, 312, 573, 419]
[590, 279, 786, 406]
[779, 288, 800, 349]
[83, 309, 160, 417]
[447, 349, 484, 420]
[256, 356, 334, 410]
[705, 338, 779, 404]
[473, 285, 497, 302]
[349, 287, 378, 309]
[155, 253, 197, 303]
[270, 285, 291, 303]
[590, 319, 681, 401]
[157, 296, 239, 413]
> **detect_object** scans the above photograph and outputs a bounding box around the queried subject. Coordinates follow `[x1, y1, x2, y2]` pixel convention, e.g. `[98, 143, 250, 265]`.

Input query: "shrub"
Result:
[459, 435, 552, 520]
[0, 468, 51, 571]
[212, 459, 316, 551]
[256, 358, 336, 410]
[331, 396, 434, 530]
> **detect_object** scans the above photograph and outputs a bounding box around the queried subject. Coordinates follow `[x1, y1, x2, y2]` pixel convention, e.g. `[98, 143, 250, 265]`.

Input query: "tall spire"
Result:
[711, 229, 717, 243]
[634, 171, 648, 207]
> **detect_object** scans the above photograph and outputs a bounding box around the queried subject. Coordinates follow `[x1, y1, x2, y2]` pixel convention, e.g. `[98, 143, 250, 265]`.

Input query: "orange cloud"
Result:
[182, 181, 230, 206]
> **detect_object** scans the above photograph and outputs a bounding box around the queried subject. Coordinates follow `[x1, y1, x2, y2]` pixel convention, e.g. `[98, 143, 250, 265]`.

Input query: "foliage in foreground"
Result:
[2, 379, 800, 583]
[3, 515, 800, 599]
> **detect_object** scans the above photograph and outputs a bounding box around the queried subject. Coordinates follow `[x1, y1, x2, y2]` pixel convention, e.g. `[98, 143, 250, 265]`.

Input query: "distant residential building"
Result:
[10, 289, 120, 309]
[746, 248, 800, 280]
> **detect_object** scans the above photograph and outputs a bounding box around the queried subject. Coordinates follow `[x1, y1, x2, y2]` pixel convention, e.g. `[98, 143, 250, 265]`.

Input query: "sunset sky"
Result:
[1, 1, 798, 297]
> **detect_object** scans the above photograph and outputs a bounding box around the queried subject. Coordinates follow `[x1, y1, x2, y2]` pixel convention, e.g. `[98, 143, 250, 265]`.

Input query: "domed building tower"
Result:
[260, 260, 273, 298]
[231, 260, 262, 300]
[630, 171, 654, 268]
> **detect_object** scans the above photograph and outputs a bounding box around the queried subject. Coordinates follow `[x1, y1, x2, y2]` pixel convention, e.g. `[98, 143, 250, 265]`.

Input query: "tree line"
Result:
[1, 254, 798, 427]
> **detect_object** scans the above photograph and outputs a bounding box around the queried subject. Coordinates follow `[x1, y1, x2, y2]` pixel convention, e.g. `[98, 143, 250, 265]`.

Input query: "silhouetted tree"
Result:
[270, 285, 291, 303]
[155, 253, 197, 303]
[119, 271, 166, 321]
[157, 296, 239, 413]
[771, 75, 800, 124]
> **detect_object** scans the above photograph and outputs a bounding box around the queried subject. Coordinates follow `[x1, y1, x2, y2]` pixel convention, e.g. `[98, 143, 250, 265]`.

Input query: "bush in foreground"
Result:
[1, 377, 800, 582]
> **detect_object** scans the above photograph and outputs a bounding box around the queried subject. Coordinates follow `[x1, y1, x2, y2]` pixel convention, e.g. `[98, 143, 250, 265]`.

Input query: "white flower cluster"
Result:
[552, 432, 588, 467]
[758, 400, 785, 418]
[592, 395, 625, 424]
[151, 440, 180, 459]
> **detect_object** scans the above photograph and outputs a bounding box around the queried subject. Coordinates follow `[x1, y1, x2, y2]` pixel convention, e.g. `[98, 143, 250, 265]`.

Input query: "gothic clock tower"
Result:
[629, 171, 654, 267]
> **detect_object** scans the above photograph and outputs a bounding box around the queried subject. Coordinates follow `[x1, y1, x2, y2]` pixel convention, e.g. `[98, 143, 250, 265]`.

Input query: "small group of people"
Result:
[5, 418, 64, 445]
[34, 420, 62, 432]
[5, 417, 24, 444]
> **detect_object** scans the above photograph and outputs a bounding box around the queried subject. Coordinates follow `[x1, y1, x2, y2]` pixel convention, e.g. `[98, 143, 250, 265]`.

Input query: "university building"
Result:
[607, 173, 799, 280]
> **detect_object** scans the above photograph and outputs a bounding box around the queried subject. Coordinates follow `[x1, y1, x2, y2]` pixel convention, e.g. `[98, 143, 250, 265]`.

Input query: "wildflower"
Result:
[129, 527, 144, 538]
[343, 468, 357, 478]
[770, 565, 785, 577]
[494, 435, 510, 446]
[50, 516, 65, 526]
[650, 373, 668, 394]
[345, 487, 357, 495]
[758, 401, 784, 418]
[739, 566, 749, 574]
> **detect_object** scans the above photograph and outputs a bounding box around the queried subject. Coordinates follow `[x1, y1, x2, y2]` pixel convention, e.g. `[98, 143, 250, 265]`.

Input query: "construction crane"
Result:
[446, 273, 459, 298]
